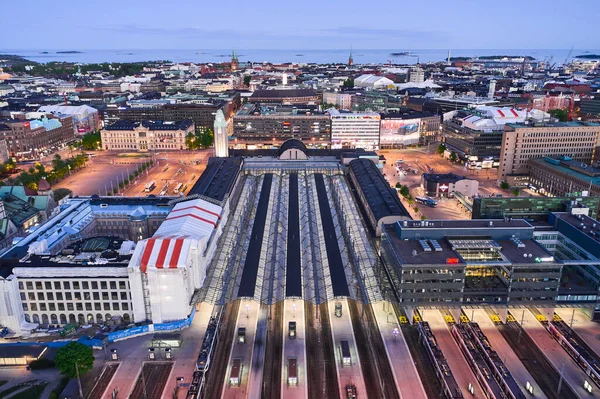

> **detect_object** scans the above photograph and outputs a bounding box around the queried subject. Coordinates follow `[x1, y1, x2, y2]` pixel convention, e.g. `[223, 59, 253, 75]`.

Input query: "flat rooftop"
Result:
[507, 121, 600, 128]
[383, 225, 464, 265]
[249, 89, 318, 100]
[496, 239, 555, 264]
[398, 219, 532, 230]
[530, 158, 600, 185]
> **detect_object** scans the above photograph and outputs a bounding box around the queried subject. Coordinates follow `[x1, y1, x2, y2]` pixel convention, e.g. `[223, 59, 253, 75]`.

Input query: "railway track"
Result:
[261, 301, 283, 399]
[87, 363, 119, 399]
[305, 302, 339, 399]
[348, 299, 400, 399]
[130, 362, 173, 399]
[497, 319, 578, 399]
[203, 300, 240, 399]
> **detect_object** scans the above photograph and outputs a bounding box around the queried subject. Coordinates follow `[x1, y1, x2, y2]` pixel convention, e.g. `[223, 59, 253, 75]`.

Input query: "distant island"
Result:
[575, 54, 600, 59]
[56, 51, 83, 54]
[0, 54, 36, 66]
[449, 55, 535, 62]
[39, 51, 49, 54]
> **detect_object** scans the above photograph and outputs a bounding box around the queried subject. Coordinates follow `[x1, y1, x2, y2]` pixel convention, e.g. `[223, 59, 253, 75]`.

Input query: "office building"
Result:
[104, 103, 225, 130]
[472, 196, 600, 221]
[329, 109, 380, 150]
[528, 157, 600, 197]
[232, 103, 330, 149]
[101, 119, 194, 152]
[248, 89, 320, 105]
[380, 219, 562, 307]
[408, 66, 425, 84]
[0, 114, 75, 160]
[498, 122, 600, 180]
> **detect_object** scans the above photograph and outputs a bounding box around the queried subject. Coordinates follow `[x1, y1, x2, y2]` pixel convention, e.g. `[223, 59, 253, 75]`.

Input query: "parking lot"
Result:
[52, 150, 213, 197]
[378, 148, 519, 219]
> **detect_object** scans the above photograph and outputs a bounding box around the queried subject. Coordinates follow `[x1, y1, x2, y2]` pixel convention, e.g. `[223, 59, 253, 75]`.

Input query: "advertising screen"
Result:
[380, 118, 421, 146]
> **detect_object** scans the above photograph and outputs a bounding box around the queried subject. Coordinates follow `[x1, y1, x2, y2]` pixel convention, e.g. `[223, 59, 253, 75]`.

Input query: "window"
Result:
[82, 282, 89, 290]
[113, 303, 120, 310]
[102, 292, 109, 300]
[111, 293, 118, 300]
[104, 303, 111, 310]
[101, 282, 107, 290]
[28, 293, 35, 301]
[65, 293, 72, 301]
[95, 303, 101, 310]
[67, 303, 74, 311]
[45, 282, 52, 290]
[30, 303, 37, 311]
[35, 282, 42, 290]
[93, 292, 99, 301]
[58, 303, 65, 311]
[76, 303, 83, 311]
[110, 281, 116, 290]
[73, 282, 80, 290]
[49, 303, 56, 311]
[37, 293, 44, 301]
[64, 282, 70, 290]
[92, 282, 98, 290]
[40, 303, 47, 311]
[47, 293, 54, 301]
[120, 292, 128, 300]
[56, 293, 63, 301]
[119, 281, 126, 290]
[85, 303, 92, 311]
[22, 303, 28, 311]
[122, 303, 129, 310]
[26, 282, 33, 290]
[54, 282, 61, 290]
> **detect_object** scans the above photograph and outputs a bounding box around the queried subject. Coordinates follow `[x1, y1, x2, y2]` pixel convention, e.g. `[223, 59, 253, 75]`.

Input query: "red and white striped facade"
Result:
[128, 198, 224, 323]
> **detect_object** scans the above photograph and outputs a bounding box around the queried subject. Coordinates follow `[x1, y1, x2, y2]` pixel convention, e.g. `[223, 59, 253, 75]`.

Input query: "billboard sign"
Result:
[380, 118, 421, 145]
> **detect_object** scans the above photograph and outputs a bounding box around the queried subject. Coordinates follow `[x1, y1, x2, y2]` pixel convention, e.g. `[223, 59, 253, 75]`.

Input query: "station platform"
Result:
[222, 299, 260, 399]
[471, 309, 546, 398]
[518, 308, 599, 398]
[555, 308, 600, 357]
[281, 299, 308, 399]
[422, 309, 485, 398]
[328, 299, 366, 399]
[372, 301, 426, 399]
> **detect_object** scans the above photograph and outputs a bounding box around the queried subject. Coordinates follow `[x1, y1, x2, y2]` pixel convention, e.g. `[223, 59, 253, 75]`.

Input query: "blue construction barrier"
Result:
[107, 307, 196, 343]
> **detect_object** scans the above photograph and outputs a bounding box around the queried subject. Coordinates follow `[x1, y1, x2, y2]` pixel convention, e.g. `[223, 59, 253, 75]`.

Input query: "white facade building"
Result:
[329, 109, 381, 150]
[322, 91, 354, 110]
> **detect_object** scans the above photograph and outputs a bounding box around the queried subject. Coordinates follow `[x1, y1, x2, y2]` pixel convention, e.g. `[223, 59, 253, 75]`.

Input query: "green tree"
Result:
[54, 188, 72, 202]
[500, 181, 510, 190]
[54, 342, 94, 379]
[449, 151, 458, 163]
[436, 143, 446, 156]
[81, 131, 102, 150]
[548, 108, 569, 122]
[399, 185, 410, 198]
[343, 78, 354, 88]
[186, 133, 197, 150]
[243, 75, 252, 86]
[512, 188, 520, 196]
[395, 182, 401, 189]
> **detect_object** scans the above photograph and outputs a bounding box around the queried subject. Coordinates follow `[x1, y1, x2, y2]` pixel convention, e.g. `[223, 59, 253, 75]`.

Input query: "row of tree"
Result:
[3, 153, 88, 190]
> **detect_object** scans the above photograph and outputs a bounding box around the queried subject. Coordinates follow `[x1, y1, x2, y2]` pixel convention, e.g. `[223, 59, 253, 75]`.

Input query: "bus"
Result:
[287, 358, 298, 386]
[416, 197, 438, 208]
[144, 181, 156, 192]
[173, 182, 183, 194]
[341, 341, 351, 366]
[230, 358, 242, 386]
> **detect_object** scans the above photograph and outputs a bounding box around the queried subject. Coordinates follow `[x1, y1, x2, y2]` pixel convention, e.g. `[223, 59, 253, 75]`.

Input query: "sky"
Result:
[1, 0, 598, 50]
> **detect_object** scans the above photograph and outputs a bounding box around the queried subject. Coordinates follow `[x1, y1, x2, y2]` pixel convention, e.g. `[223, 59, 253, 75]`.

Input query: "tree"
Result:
[436, 143, 446, 156]
[512, 188, 520, 197]
[186, 133, 196, 150]
[54, 342, 94, 379]
[243, 75, 252, 86]
[54, 188, 72, 202]
[548, 108, 569, 122]
[449, 151, 458, 163]
[81, 131, 102, 150]
[343, 78, 354, 88]
[500, 181, 510, 190]
[395, 182, 401, 189]
[399, 185, 410, 198]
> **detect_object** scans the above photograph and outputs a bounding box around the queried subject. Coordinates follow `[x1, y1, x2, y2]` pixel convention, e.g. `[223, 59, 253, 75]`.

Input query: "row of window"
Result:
[22, 291, 129, 301]
[23, 301, 130, 312]
[20, 280, 128, 291]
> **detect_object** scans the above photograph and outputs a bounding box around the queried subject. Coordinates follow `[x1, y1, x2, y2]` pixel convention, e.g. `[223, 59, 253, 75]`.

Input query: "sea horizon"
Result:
[2, 48, 598, 64]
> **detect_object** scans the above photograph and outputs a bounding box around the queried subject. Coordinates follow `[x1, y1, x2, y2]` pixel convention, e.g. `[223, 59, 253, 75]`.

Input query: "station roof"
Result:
[348, 158, 411, 221]
[187, 157, 243, 202]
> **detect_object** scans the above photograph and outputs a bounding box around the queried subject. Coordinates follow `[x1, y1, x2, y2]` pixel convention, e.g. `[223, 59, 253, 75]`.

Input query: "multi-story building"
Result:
[472, 196, 600, 221]
[0, 113, 75, 159]
[322, 91, 355, 110]
[528, 157, 600, 197]
[38, 104, 101, 134]
[0, 139, 8, 164]
[380, 111, 440, 148]
[329, 109, 380, 150]
[498, 121, 600, 180]
[443, 106, 549, 161]
[103, 102, 226, 130]
[380, 219, 563, 309]
[101, 120, 194, 152]
[408, 66, 425, 84]
[248, 89, 321, 105]
[232, 103, 330, 149]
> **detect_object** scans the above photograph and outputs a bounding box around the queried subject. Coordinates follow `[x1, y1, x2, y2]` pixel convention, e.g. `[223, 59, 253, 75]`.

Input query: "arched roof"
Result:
[278, 139, 307, 156]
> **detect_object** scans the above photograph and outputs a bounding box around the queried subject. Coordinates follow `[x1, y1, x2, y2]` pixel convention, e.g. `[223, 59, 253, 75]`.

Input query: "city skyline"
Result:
[1, 0, 598, 50]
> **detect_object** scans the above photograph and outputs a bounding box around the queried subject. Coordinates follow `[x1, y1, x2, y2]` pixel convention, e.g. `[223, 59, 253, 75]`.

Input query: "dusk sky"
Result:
[1, 0, 597, 50]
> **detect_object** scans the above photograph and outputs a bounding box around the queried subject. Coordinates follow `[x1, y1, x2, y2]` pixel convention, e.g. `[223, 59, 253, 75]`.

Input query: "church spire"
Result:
[348, 45, 354, 66]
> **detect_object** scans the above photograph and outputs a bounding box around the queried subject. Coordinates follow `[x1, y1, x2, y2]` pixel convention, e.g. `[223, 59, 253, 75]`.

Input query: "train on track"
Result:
[186, 311, 222, 399]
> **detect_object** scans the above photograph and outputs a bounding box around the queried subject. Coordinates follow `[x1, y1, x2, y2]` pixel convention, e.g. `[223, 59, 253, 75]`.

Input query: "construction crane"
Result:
[564, 46, 574, 66]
